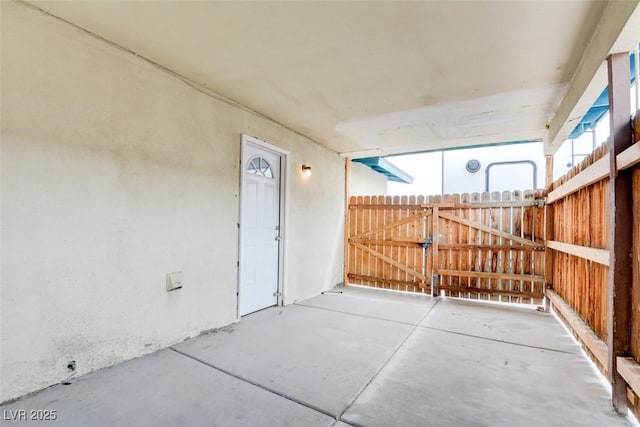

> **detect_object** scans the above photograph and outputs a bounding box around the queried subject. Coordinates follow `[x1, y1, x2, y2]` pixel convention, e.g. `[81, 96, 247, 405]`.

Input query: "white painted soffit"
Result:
[23, 1, 615, 158]
[546, 0, 640, 155]
[337, 85, 561, 157]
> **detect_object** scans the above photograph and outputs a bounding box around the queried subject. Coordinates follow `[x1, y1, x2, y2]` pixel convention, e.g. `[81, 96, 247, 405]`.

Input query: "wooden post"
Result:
[545, 155, 555, 311]
[344, 158, 351, 287]
[431, 206, 439, 297]
[607, 52, 633, 413]
[544, 203, 554, 312]
[545, 155, 554, 189]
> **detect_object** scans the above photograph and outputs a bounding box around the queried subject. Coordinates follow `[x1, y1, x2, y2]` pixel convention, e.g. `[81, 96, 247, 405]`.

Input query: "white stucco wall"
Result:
[349, 162, 388, 196]
[0, 1, 344, 403]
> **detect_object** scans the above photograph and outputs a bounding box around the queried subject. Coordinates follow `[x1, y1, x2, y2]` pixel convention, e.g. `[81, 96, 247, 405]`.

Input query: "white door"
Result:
[239, 141, 282, 316]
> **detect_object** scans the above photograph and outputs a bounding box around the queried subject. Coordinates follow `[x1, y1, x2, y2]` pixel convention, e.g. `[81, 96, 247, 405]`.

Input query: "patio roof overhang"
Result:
[568, 52, 637, 141]
[352, 157, 414, 184]
[30, 1, 640, 157]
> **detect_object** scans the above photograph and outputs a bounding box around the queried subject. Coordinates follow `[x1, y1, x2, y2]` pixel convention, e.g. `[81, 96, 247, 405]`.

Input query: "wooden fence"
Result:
[344, 111, 640, 415]
[346, 191, 547, 305]
[544, 111, 640, 415]
[547, 144, 610, 343]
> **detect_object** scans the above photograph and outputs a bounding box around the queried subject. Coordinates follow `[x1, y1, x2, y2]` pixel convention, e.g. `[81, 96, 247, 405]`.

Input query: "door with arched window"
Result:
[239, 137, 283, 316]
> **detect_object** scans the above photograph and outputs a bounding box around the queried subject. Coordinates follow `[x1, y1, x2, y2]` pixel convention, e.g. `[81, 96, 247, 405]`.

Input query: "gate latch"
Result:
[422, 237, 433, 249]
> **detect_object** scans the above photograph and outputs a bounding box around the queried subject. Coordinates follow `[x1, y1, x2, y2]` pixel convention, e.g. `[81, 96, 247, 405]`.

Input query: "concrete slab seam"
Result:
[168, 347, 338, 420]
[419, 324, 581, 356]
[337, 298, 442, 424]
[293, 302, 420, 327]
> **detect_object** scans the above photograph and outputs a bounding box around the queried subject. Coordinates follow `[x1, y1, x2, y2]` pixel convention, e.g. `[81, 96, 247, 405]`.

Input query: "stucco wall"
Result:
[349, 162, 388, 196]
[0, 1, 344, 402]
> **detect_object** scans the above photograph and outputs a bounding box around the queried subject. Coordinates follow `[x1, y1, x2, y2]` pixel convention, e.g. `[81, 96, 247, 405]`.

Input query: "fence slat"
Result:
[547, 154, 610, 203]
[347, 190, 545, 304]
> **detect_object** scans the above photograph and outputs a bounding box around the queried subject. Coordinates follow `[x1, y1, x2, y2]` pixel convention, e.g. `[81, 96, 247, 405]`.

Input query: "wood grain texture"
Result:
[549, 143, 610, 342]
[547, 154, 610, 203]
[547, 240, 610, 266]
[547, 289, 608, 376]
[617, 142, 640, 171]
[633, 167, 640, 362]
[617, 357, 640, 400]
[346, 190, 545, 304]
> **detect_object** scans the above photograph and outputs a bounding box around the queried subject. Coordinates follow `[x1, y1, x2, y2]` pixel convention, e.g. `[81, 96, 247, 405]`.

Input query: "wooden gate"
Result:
[346, 191, 547, 305]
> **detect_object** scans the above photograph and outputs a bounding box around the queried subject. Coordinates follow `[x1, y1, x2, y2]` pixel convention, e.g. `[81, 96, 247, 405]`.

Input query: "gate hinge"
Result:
[273, 291, 282, 297]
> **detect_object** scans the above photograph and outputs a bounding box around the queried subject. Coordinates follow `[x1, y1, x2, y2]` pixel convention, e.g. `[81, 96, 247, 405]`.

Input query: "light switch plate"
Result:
[166, 272, 183, 292]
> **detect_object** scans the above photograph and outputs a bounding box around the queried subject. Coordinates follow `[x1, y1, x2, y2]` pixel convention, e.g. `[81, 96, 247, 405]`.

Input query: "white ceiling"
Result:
[32, 1, 640, 157]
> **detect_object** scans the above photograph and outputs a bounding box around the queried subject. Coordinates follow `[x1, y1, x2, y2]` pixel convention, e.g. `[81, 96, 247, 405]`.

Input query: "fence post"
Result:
[545, 155, 554, 188]
[431, 206, 439, 297]
[607, 52, 633, 414]
[545, 154, 554, 312]
[544, 202, 554, 312]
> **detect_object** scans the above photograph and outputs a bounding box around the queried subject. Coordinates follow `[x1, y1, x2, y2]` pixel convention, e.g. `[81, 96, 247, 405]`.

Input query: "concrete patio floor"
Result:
[1, 286, 632, 426]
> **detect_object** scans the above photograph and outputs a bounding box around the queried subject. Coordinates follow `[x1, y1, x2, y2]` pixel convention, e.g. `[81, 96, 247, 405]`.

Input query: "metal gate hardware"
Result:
[422, 237, 433, 249]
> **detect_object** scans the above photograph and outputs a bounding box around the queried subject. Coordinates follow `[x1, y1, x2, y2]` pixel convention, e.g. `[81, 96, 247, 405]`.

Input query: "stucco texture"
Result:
[1, 1, 345, 402]
[349, 162, 388, 196]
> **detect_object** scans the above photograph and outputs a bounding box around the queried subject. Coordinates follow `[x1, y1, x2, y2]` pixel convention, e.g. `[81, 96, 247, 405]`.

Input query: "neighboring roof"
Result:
[353, 157, 414, 184]
[569, 52, 637, 140]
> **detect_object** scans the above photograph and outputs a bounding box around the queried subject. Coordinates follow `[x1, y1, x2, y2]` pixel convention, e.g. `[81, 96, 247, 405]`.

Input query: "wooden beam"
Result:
[438, 211, 542, 247]
[349, 238, 422, 248]
[438, 286, 543, 299]
[633, 160, 640, 380]
[547, 290, 608, 375]
[546, 154, 610, 204]
[546, 240, 610, 266]
[546, 0, 640, 151]
[546, 155, 554, 188]
[428, 201, 542, 209]
[438, 244, 544, 251]
[437, 269, 545, 283]
[353, 243, 427, 281]
[349, 242, 544, 253]
[618, 357, 640, 402]
[350, 201, 543, 209]
[351, 212, 427, 239]
[349, 204, 423, 210]
[617, 142, 640, 171]
[347, 273, 427, 289]
[544, 203, 555, 312]
[350, 240, 543, 251]
[607, 52, 634, 413]
[431, 207, 439, 296]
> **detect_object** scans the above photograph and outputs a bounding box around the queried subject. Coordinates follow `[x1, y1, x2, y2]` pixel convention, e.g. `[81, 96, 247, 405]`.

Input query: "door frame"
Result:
[237, 134, 290, 320]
